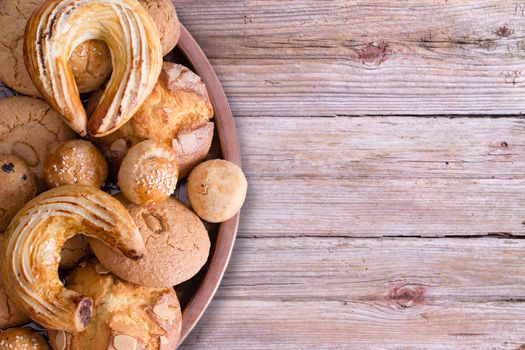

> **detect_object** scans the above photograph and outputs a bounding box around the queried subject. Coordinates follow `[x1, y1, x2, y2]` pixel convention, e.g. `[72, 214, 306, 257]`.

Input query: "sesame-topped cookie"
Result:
[0, 328, 49, 350]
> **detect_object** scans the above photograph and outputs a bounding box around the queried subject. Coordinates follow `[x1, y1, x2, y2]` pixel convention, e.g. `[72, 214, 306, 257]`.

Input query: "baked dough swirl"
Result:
[24, 0, 163, 137]
[1, 185, 145, 333]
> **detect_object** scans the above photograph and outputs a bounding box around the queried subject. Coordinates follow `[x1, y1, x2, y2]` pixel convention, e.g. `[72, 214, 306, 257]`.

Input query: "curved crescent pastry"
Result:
[24, 0, 163, 137]
[1, 185, 145, 333]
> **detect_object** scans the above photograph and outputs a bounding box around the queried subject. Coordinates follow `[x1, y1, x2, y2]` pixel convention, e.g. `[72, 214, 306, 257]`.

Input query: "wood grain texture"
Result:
[181, 237, 525, 349]
[173, 0, 525, 117]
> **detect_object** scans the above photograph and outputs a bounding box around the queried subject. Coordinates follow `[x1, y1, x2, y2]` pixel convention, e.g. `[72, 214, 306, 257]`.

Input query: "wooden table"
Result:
[174, 1, 525, 349]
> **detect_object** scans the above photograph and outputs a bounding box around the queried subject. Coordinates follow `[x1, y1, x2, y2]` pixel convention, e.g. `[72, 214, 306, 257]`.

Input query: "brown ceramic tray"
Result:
[170, 25, 241, 346]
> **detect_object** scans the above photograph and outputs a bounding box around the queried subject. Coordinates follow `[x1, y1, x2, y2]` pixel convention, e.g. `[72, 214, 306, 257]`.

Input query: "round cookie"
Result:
[139, 0, 180, 55]
[60, 235, 92, 270]
[0, 328, 49, 349]
[91, 195, 210, 287]
[118, 140, 178, 205]
[44, 140, 108, 189]
[90, 62, 214, 178]
[188, 159, 248, 223]
[0, 0, 112, 95]
[0, 96, 78, 191]
[48, 259, 181, 350]
[0, 154, 37, 231]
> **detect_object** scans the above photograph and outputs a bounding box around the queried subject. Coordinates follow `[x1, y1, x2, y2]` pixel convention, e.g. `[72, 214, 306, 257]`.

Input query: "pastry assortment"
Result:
[0, 0, 247, 348]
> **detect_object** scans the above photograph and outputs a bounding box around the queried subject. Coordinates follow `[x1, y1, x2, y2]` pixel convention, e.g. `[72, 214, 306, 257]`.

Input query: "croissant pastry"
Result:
[24, 0, 163, 137]
[1, 185, 145, 333]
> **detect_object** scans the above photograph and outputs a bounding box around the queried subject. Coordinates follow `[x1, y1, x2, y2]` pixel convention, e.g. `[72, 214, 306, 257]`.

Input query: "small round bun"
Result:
[91, 195, 210, 287]
[118, 140, 178, 205]
[0, 328, 49, 349]
[188, 159, 248, 223]
[0, 154, 37, 231]
[69, 40, 112, 94]
[139, 0, 180, 55]
[44, 140, 108, 189]
[48, 259, 181, 350]
[0, 96, 78, 191]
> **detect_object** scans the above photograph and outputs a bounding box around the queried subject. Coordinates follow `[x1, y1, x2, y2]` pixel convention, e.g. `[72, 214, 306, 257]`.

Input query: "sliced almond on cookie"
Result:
[113, 335, 137, 350]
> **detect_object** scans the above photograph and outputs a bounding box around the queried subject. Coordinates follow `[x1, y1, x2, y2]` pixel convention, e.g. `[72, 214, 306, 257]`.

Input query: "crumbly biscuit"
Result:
[0, 154, 37, 231]
[90, 62, 214, 178]
[0, 0, 112, 95]
[0, 328, 49, 349]
[188, 159, 248, 223]
[139, 0, 180, 55]
[0, 97, 77, 191]
[44, 140, 108, 189]
[48, 259, 181, 350]
[91, 195, 210, 287]
[118, 140, 178, 205]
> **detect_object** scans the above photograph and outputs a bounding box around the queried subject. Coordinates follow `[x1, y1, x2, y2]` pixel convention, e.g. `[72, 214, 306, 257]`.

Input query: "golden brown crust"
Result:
[0, 154, 37, 232]
[1, 185, 145, 332]
[24, 0, 163, 137]
[118, 140, 178, 205]
[91, 195, 211, 287]
[69, 41, 113, 94]
[139, 0, 181, 55]
[188, 159, 248, 223]
[0, 328, 49, 349]
[43, 140, 108, 189]
[91, 62, 214, 178]
[0, 97, 78, 191]
[48, 260, 181, 350]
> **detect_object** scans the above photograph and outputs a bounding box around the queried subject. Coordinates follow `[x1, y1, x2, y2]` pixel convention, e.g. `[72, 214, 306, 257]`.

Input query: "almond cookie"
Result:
[0, 97, 77, 191]
[188, 159, 248, 223]
[0, 0, 112, 95]
[118, 140, 178, 205]
[0, 154, 37, 231]
[90, 62, 214, 178]
[48, 259, 181, 350]
[0, 328, 49, 349]
[91, 195, 211, 288]
[44, 140, 108, 189]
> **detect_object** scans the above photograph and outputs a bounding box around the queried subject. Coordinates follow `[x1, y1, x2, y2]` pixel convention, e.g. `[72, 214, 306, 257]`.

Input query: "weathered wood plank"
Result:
[172, 0, 525, 116]
[237, 116, 525, 237]
[181, 237, 525, 349]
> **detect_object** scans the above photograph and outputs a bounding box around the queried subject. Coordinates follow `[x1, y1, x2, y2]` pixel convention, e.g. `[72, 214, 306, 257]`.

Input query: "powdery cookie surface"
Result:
[188, 159, 248, 223]
[0, 0, 112, 95]
[48, 259, 181, 350]
[44, 140, 108, 189]
[91, 196, 211, 288]
[0, 154, 37, 231]
[0, 328, 49, 349]
[91, 62, 214, 178]
[0, 97, 77, 191]
[139, 0, 180, 55]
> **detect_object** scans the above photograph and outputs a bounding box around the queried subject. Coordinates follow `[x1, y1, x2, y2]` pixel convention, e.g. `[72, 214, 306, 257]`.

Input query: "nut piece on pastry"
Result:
[0, 328, 49, 350]
[48, 260, 181, 350]
[0, 96, 78, 191]
[44, 140, 108, 189]
[118, 140, 178, 205]
[188, 159, 248, 223]
[1, 185, 145, 332]
[91, 195, 211, 287]
[0, 154, 37, 232]
[90, 62, 214, 177]
[24, 0, 163, 137]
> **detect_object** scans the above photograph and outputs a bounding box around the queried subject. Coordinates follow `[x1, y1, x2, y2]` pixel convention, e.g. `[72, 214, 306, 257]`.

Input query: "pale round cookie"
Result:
[118, 140, 178, 205]
[0, 154, 37, 231]
[0, 97, 78, 191]
[91, 195, 211, 287]
[0, 0, 112, 95]
[44, 140, 108, 189]
[0, 328, 49, 349]
[48, 259, 181, 350]
[188, 159, 248, 223]
[90, 62, 214, 178]
[139, 0, 180, 55]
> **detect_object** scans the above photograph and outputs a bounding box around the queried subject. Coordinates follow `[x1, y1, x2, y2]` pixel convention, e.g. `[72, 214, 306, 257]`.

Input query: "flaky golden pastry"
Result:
[1, 185, 145, 333]
[24, 0, 163, 137]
